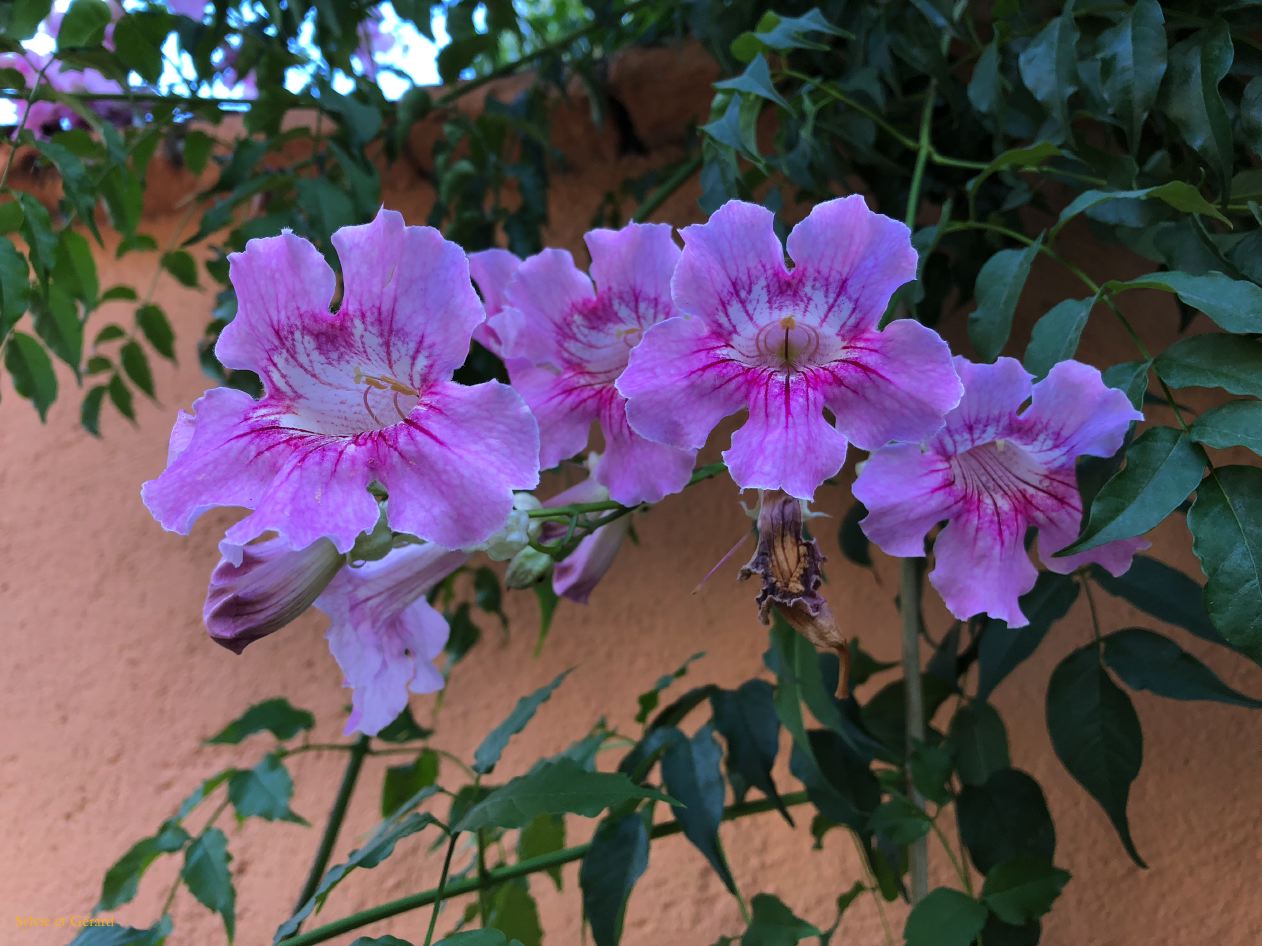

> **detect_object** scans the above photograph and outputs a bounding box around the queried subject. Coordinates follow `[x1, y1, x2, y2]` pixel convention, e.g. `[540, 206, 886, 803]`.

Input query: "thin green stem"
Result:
[423, 832, 460, 946]
[929, 818, 973, 896]
[160, 797, 230, 917]
[277, 791, 810, 946]
[1082, 574, 1104, 647]
[475, 830, 491, 924]
[847, 831, 896, 946]
[293, 736, 371, 914]
[527, 462, 726, 519]
[898, 80, 937, 909]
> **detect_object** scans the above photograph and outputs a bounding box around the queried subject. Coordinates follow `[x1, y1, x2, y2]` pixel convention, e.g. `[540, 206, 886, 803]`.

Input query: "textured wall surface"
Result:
[2, 48, 1261, 946]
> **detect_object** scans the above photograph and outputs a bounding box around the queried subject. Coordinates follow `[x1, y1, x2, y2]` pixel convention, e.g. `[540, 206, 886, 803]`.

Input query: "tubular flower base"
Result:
[854, 357, 1147, 626]
[499, 222, 697, 506]
[617, 197, 962, 500]
[542, 468, 632, 604]
[141, 209, 540, 555]
[318, 543, 468, 736]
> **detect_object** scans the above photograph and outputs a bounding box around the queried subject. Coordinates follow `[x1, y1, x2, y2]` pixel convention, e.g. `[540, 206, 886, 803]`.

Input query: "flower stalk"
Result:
[293, 736, 371, 915]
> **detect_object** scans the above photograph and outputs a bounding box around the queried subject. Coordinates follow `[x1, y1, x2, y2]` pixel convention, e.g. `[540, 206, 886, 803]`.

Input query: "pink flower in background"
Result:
[617, 198, 962, 499]
[170, 0, 207, 18]
[499, 223, 697, 506]
[142, 209, 540, 554]
[319, 543, 467, 735]
[352, 9, 395, 81]
[854, 357, 1146, 626]
[542, 465, 632, 603]
[203, 536, 344, 653]
[468, 248, 522, 357]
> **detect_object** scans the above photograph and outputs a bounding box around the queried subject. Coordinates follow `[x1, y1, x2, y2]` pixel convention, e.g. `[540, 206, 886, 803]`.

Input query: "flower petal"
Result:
[331, 209, 485, 386]
[142, 387, 288, 537]
[672, 200, 790, 336]
[618, 316, 748, 450]
[469, 248, 522, 354]
[853, 444, 958, 557]
[725, 374, 848, 499]
[1035, 492, 1150, 576]
[1017, 360, 1143, 466]
[930, 508, 1039, 627]
[508, 360, 599, 469]
[821, 319, 963, 451]
[585, 222, 680, 303]
[502, 248, 595, 363]
[217, 230, 337, 376]
[319, 544, 464, 735]
[785, 195, 918, 335]
[378, 380, 541, 549]
[938, 357, 1032, 451]
[595, 396, 696, 505]
[554, 516, 633, 604]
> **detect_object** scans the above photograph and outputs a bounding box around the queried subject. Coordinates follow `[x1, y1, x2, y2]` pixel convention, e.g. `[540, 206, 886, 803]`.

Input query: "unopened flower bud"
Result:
[469, 492, 543, 561]
[505, 546, 553, 589]
[205, 536, 344, 654]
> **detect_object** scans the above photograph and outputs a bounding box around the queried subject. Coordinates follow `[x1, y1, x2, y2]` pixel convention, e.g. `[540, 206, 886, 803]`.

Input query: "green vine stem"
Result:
[423, 833, 460, 946]
[277, 790, 811, 946]
[293, 735, 372, 914]
[898, 79, 938, 907]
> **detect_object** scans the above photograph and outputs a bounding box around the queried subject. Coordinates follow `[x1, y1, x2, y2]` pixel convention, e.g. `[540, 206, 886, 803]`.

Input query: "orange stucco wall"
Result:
[2, 47, 1260, 946]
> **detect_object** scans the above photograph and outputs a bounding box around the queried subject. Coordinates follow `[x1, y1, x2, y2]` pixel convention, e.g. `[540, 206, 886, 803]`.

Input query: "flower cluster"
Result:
[143, 197, 1145, 732]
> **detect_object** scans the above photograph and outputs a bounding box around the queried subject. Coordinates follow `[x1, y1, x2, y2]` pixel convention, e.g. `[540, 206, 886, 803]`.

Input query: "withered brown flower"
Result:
[739, 492, 850, 696]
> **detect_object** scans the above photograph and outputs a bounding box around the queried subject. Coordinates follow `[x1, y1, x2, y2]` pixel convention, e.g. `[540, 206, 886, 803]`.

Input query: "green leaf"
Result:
[1103, 359, 1150, 409]
[182, 827, 235, 940]
[714, 55, 789, 108]
[473, 668, 572, 774]
[870, 795, 931, 845]
[977, 572, 1079, 701]
[1188, 466, 1262, 663]
[1161, 21, 1234, 191]
[137, 304, 175, 361]
[517, 812, 565, 890]
[54, 228, 99, 306]
[1098, 0, 1167, 151]
[1102, 627, 1262, 707]
[1046, 646, 1145, 866]
[275, 792, 438, 942]
[107, 373, 134, 420]
[1056, 183, 1227, 234]
[487, 879, 542, 946]
[1091, 555, 1226, 648]
[967, 235, 1043, 361]
[702, 95, 763, 166]
[376, 704, 433, 743]
[710, 680, 787, 816]
[903, 888, 987, 946]
[580, 812, 649, 946]
[228, 754, 305, 823]
[981, 857, 1070, 925]
[1022, 296, 1094, 379]
[5, 331, 57, 420]
[81, 384, 107, 436]
[162, 249, 200, 288]
[32, 286, 82, 373]
[741, 893, 822, 946]
[97, 821, 189, 910]
[68, 917, 172, 945]
[183, 130, 214, 176]
[455, 758, 670, 832]
[206, 698, 315, 744]
[381, 750, 439, 817]
[660, 723, 737, 893]
[636, 652, 705, 726]
[1155, 334, 1262, 398]
[0, 235, 29, 333]
[111, 13, 165, 83]
[967, 41, 1002, 116]
[949, 702, 1010, 787]
[1110, 271, 1262, 335]
[1190, 400, 1262, 458]
[1017, 11, 1078, 142]
[350, 937, 415, 946]
[58, 0, 112, 48]
[532, 581, 558, 653]
[956, 769, 1055, 873]
[1066, 427, 1203, 554]
[4, 0, 53, 41]
[435, 933, 516, 946]
[120, 340, 154, 398]
[18, 192, 56, 276]
[0, 197, 22, 234]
